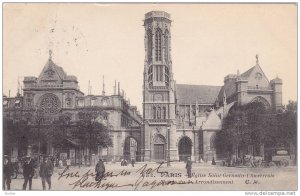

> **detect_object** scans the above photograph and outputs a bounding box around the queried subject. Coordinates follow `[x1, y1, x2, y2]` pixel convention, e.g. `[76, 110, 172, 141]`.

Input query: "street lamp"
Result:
[34, 107, 43, 155]
[167, 124, 171, 166]
[193, 125, 196, 162]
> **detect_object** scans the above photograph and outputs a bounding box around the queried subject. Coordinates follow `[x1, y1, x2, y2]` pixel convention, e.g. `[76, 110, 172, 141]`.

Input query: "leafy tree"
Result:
[216, 100, 297, 164]
[75, 109, 112, 165]
[47, 114, 72, 153]
[216, 102, 270, 159]
[3, 118, 30, 156]
[286, 100, 297, 112]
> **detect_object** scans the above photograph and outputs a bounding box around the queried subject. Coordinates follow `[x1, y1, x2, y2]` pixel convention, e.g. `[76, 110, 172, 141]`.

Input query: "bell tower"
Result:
[143, 11, 177, 162]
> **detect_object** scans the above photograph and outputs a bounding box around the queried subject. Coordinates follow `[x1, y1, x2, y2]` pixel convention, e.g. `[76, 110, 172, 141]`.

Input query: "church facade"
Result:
[142, 11, 283, 162]
[3, 11, 284, 164]
[3, 54, 143, 164]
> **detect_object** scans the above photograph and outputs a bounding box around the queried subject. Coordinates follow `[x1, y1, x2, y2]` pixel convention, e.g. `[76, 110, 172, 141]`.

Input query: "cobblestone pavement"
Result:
[6, 162, 297, 191]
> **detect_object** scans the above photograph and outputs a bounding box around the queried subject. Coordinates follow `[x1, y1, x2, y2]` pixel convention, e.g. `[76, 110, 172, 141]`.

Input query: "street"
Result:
[7, 162, 297, 191]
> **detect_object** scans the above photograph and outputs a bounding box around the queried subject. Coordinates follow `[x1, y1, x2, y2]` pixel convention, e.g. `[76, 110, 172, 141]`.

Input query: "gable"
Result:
[37, 59, 66, 84]
[246, 65, 270, 88]
[202, 110, 222, 130]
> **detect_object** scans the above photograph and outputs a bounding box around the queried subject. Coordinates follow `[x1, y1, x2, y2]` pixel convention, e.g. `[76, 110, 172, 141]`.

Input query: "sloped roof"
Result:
[38, 58, 67, 81]
[202, 110, 222, 130]
[176, 84, 222, 104]
[48, 59, 67, 80]
[240, 66, 255, 78]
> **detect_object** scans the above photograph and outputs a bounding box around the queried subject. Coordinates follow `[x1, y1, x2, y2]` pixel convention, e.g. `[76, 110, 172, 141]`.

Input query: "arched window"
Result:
[157, 107, 161, 119]
[155, 28, 162, 61]
[164, 30, 169, 62]
[165, 66, 169, 85]
[147, 30, 152, 63]
[162, 107, 166, 119]
[148, 66, 153, 86]
[155, 65, 163, 82]
[153, 106, 156, 119]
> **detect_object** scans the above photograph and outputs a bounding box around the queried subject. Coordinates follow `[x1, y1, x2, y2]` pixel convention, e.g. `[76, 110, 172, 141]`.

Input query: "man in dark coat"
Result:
[39, 156, 53, 190]
[185, 157, 192, 178]
[23, 155, 35, 190]
[131, 159, 135, 167]
[95, 159, 105, 182]
[3, 155, 13, 190]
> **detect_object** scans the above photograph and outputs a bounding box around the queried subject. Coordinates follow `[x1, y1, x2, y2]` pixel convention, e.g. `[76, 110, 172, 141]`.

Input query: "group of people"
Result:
[120, 158, 135, 167]
[3, 155, 53, 190]
[4, 154, 195, 190]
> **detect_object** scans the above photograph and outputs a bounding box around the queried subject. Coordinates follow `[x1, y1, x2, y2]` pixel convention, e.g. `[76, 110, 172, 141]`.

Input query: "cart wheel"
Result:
[12, 170, 18, 179]
[280, 159, 289, 167]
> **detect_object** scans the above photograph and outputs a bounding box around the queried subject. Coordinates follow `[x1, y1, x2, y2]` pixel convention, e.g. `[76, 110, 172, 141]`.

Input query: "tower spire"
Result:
[17, 77, 20, 96]
[102, 75, 105, 96]
[256, 54, 259, 65]
[88, 80, 90, 95]
[49, 49, 53, 60]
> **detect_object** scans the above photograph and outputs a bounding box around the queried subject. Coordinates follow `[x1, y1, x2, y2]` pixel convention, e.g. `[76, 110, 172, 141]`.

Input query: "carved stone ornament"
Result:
[45, 68, 55, 78]
[153, 134, 166, 144]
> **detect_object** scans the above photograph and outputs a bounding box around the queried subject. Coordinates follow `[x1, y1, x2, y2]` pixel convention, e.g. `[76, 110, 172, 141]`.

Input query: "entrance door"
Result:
[178, 136, 192, 162]
[154, 144, 164, 161]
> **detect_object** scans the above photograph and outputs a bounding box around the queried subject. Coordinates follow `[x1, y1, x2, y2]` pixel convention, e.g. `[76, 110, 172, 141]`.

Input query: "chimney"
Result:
[114, 80, 117, 95]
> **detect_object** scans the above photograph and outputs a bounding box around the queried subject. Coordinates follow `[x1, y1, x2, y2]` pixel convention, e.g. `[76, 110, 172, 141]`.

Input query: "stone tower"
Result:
[143, 11, 177, 162]
[270, 77, 283, 111]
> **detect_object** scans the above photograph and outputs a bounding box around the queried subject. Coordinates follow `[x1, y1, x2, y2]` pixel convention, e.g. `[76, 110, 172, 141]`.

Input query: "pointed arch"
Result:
[155, 28, 162, 61]
[153, 106, 157, 119]
[177, 136, 193, 161]
[250, 96, 271, 109]
[147, 29, 152, 63]
[164, 29, 169, 62]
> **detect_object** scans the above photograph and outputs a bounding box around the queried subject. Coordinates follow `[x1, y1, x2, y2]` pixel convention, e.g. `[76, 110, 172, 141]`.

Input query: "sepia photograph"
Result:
[2, 2, 298, 192]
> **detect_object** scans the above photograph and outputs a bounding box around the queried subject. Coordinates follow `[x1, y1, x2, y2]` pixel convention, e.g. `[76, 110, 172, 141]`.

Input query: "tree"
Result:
[3, 118, 30, 156]
[47, 114, 72, 154]
[75, 109, 112, 165]
[216, 102, 270, 160]
[286, 100, 297, 112]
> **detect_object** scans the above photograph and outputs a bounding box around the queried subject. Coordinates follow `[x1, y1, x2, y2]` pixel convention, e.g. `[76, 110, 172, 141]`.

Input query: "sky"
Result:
[3, 3, 297, 112]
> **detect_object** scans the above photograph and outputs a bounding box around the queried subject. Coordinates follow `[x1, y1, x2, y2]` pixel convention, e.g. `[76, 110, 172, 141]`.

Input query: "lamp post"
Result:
[193, 125, 196, 162]
[167, 124, 171, 166]
[34, 107, 43, 155]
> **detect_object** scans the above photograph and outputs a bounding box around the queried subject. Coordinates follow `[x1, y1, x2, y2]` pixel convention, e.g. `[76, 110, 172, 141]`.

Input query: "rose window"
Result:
[39, 93, 61, 114]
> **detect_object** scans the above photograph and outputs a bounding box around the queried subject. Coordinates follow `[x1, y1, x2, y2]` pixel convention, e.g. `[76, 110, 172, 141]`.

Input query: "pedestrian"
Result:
[23, 155, 35, 190]
[250, 155, 255, 167]
[66, 158, 71, 170]
[131, 158, 135, 167]
[59, 159, 63, 168]
[95, 159, 105, 182]
[39, 156, 54, 190]
[3, 155, 13, 190]
[185, 157, 192, 178]
[212, 157, 216, 165]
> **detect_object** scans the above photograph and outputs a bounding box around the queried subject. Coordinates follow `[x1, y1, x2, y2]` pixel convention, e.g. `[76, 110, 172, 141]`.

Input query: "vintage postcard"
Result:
[2, 3, 297, 192]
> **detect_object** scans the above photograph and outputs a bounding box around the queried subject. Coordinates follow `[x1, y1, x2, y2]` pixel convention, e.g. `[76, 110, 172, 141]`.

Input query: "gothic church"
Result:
[142, 11, 283, 162]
